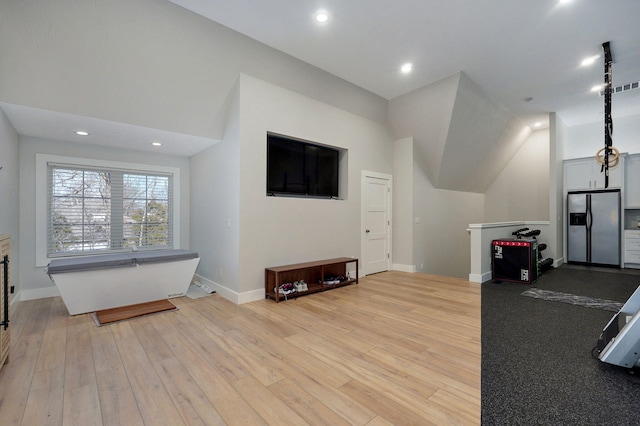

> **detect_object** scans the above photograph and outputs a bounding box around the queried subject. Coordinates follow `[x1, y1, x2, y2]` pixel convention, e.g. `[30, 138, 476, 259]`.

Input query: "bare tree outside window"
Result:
[48, 166, 171, 256]
[123, 174, 169, 249]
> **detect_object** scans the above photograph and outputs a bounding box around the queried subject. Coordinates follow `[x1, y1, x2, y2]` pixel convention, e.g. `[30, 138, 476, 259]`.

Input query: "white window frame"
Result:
[36, 154, 180, 267]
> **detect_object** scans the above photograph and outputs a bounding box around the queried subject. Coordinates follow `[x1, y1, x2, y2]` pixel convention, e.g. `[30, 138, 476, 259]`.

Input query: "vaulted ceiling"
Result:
[169, 0, 640, 127]
[1, 0, 639, 190]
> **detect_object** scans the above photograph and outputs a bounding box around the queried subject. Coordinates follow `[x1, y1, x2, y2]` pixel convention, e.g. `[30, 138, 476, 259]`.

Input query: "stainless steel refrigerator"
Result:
[567, 189, 621, 266]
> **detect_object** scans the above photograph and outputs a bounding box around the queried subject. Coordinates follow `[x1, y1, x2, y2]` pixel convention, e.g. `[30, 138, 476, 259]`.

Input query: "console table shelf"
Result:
[265, 257, 359, 302]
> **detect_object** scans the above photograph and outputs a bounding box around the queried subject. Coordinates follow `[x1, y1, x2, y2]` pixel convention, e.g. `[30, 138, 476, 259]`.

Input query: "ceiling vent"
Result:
[599, 81, 640, 96]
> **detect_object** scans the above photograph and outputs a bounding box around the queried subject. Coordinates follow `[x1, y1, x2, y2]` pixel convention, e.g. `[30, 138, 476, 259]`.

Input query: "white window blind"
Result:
[47, 163, 173, 257]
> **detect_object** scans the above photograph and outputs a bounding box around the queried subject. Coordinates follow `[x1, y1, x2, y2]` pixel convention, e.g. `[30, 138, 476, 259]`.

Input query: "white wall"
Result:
[18, 137, 190, 299]
[564, 114, 640, 159]
[388, 72, 532, 194]
[0, 109, 19, 301]
[550, 113, 567, 263]
[388, 74, 458, 185]
[233, 74, 393, 298]
[190, 82, 241, 298]
[392, 137, 414, 271]
[413, 162, 484, 278]
[484, 128, 550, 222]
[439, 73, 531, 193]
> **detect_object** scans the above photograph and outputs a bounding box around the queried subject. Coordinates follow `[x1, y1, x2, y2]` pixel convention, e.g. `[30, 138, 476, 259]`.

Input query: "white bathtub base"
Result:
[49, 258, 200, 315]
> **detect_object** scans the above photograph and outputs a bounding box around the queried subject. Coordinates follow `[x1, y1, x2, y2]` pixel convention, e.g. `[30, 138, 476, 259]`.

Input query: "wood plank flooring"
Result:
[0, 271, 480, 425]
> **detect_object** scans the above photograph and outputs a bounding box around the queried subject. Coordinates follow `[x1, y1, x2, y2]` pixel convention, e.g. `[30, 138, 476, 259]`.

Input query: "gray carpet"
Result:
[482, 266, 640, 425]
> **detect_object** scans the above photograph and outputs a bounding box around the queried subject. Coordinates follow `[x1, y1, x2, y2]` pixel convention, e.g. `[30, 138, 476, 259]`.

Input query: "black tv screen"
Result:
[267, 134, 339, 198]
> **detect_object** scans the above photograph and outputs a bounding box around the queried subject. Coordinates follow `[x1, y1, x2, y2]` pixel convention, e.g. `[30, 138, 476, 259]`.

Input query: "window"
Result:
[36, 154, 180, 264]
[48, 165, 172, 256]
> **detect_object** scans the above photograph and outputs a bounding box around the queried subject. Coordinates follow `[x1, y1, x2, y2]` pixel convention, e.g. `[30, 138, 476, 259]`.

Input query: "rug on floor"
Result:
[92, 299, 177, 326]
[521, 287, 624, 312]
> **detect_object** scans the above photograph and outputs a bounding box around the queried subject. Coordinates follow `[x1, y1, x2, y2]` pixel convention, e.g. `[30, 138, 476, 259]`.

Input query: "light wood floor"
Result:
[0, 271, 481, 425]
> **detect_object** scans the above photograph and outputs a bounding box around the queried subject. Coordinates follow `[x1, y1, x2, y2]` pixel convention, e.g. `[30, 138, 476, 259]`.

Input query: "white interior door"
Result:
[364, 173, 391, 275]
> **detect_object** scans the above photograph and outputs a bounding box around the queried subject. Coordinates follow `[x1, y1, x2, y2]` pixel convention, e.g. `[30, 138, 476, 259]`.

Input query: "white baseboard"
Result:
[469, 271, 492, 283]
[20, 285, 61, 301]
[194, 274, 264, 305]
[238, 289, 266, 304]
[194, 274, 235, 302]
[9, 293, 20, 309]
[392, 263, 416, 273]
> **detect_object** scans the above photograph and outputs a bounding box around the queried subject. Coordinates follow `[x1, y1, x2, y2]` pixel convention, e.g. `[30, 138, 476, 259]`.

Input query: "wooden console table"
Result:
[265, 257, 358, 302]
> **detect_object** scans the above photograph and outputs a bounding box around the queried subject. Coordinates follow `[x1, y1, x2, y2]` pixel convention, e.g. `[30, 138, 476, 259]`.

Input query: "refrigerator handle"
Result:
[586, 193, 592, 231]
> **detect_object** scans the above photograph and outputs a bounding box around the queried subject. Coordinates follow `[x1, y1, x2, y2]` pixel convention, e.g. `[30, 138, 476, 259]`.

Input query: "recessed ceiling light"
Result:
[401, 63, 413, 74]
[558, 0, 573, 5]
[591, 84, 604, 92]
[75, 130, 89, 136]
[314, 11, 329, 23]
[533, 122, 542, 128]
[580, 55, 600, 67]
[151, 141, 162, 147]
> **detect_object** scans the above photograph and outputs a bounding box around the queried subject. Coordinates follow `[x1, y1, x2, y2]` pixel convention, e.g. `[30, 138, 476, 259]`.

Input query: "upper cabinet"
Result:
[625, 154, 640, 208]
[564, 155, 624, 191]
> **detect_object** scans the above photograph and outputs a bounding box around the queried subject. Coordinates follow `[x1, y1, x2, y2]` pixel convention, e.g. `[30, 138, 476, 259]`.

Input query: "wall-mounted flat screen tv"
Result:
[267, 133, 339, 198]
